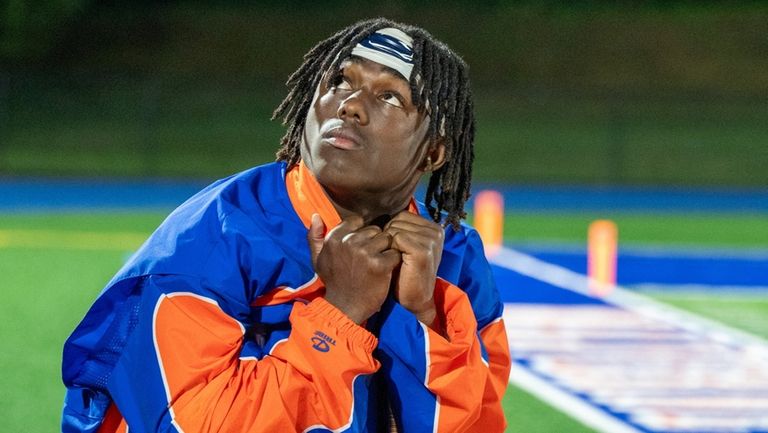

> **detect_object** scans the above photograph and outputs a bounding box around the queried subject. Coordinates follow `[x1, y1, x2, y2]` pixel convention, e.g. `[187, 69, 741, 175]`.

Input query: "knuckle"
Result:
[363, 225, 382, 236]
[341, 232, 356, 244]
[370, 261, 387, 274]
[325, 234, 341, 248]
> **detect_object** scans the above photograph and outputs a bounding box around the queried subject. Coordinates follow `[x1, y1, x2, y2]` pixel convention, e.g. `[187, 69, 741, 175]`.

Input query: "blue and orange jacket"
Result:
[62, 161, 511, 433]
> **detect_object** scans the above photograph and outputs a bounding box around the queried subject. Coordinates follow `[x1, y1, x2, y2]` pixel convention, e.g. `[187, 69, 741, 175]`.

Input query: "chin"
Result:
[311, 159, 357, 186]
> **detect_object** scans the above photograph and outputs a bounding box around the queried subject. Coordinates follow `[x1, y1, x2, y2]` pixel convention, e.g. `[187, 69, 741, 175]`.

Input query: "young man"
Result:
[62, 18, 511, 433]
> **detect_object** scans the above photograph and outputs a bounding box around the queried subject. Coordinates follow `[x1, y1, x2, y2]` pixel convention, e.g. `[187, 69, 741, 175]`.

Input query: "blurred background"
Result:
[1, 1, 767, 432]
[2, 0, 767, 183]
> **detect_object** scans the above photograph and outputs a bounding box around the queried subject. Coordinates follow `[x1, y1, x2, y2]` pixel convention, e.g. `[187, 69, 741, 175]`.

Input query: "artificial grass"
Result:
[498, 212, 768, 248]
[4, 210, 767, 246]
[504, 385, 595, 433]
[639, 290, 768, 339]
[2, 210, 765, 432]
[0, 247, 128, 432]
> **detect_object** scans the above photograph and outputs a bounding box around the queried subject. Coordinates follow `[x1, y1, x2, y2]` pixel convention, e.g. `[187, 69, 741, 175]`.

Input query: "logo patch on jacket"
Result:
[311, 330, 337, 352]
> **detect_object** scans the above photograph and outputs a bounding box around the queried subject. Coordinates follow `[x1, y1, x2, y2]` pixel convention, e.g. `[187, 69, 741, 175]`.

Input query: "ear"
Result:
[422, 141, 447, 172]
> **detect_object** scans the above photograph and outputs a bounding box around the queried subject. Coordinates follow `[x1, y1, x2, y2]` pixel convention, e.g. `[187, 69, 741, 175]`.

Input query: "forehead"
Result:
[338, 56, 410, 83]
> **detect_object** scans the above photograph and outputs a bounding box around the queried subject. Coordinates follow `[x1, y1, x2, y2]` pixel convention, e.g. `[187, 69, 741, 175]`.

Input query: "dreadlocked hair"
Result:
[272, 18, 476, 230]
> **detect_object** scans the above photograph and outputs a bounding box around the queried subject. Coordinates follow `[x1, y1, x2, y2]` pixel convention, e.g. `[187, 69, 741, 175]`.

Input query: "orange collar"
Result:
[285, 161, 419, 230]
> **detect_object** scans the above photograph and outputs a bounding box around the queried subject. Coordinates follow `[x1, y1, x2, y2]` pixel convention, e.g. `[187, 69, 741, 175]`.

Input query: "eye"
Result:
[336, 78, 352, 91]
[380, 91, 404, 108]
[329, 73, 352, 91]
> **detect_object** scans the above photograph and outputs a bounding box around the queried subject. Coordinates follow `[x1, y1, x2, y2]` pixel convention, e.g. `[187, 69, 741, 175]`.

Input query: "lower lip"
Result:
[324, 136, 359, 150]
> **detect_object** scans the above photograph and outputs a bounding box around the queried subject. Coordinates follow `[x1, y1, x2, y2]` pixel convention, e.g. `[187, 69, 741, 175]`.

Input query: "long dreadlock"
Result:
[272, 18, 476, 230]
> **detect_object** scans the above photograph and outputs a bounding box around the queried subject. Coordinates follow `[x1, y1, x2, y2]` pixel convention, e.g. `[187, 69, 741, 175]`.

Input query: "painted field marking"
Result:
[493, 246, 768, 433]
[0, 229, 147, 251]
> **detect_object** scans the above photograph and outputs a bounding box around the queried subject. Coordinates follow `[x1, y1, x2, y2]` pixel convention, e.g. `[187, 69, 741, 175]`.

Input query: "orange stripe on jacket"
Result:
[419, 280, 511, 432]
[96, 403, 127, 433]
[422, 279, 487, 432]
[468, 319, 511, 432]
[152, 292, 379, 432]
[251, 274, 325, 307]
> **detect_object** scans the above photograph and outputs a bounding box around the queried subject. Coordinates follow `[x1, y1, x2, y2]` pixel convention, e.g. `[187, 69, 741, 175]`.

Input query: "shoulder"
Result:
[163, 161, 290, 229]
[117, 162, 294, 277]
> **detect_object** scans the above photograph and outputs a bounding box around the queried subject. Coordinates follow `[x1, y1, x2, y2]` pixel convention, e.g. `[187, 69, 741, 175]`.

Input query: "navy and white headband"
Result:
[350, 27, 414, 80]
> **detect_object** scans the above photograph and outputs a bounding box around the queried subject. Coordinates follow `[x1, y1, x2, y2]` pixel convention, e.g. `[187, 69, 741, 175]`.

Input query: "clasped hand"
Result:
[307, 212, 444, 325]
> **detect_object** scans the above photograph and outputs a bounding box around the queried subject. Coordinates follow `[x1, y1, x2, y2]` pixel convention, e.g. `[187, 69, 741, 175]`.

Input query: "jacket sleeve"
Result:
[375, 230, 511, 433]
[94, 274, 380, 433]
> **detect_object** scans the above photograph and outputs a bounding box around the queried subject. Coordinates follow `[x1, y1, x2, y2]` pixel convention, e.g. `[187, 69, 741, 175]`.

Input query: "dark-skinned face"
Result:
[301, 56, 434, 216]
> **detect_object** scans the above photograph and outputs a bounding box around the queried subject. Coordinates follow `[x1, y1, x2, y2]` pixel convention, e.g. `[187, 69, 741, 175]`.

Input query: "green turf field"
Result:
[2, 211, 766, 432]
[497, 212, 768, 247]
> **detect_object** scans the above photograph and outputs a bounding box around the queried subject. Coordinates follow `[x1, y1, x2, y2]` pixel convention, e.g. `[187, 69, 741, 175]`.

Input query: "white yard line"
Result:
[492, 246, 768, 433]
[510, 366, 643, 433]
[490, 247, 768, 353]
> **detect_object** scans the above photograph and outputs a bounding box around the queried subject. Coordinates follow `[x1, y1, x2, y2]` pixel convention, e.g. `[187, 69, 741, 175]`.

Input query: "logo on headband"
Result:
[358, 32, 413, 64]
[351, 27, 414, 80]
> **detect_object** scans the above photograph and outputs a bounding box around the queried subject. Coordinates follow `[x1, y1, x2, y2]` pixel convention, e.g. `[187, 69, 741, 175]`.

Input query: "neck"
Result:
[322, 184, 417, 225]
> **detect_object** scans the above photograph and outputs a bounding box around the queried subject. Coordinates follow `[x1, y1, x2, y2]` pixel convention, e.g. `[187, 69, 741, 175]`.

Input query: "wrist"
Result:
[408, 298, 437, 325]
[416, 308, 436, 327]
[324, 292, 369, 325]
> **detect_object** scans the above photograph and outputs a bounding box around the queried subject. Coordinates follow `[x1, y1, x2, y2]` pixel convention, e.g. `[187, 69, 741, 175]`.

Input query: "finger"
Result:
[325, 214, 365, 242]
[378, 248, 403, 270]
[386, 221, 442, 248]
[386, 220, 442, 237]
[307, 213, 327, 267]
[385, 212, 443, 235]
[389, 230, 427, 255]
[387, 210, 439, 226]
[366, 231, 394, 252]
[389, 231, 442, 268]
[341, 225, 382, 244]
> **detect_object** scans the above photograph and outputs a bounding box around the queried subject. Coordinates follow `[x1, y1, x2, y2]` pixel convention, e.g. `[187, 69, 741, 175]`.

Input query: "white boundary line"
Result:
[490, 246, 768, 433]
[491, 247, 768, 354]
[510, 366, 643, 433]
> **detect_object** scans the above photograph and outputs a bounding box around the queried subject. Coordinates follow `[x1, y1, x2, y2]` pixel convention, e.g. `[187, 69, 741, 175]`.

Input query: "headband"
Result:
[350, 27, 414, 80]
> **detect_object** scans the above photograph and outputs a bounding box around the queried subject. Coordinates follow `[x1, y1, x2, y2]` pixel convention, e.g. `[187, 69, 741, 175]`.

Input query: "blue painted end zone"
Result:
[492, 265, 607, 305]
[512, 247, 768, 288]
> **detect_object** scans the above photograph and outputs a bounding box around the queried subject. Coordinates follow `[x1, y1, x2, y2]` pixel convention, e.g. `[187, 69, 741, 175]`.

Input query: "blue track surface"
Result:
[2, 177, 767, 212]
[470, 183, 768, 213]
[512, 245, 768, 288]
[0, 178, 207, 211]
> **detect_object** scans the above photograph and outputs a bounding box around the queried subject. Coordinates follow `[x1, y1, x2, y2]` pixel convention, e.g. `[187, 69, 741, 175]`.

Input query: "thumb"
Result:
[307, 213, 326, 267]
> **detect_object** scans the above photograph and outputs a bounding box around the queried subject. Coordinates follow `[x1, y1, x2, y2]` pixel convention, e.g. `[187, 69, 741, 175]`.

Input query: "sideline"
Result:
[492, 247, 768, 348]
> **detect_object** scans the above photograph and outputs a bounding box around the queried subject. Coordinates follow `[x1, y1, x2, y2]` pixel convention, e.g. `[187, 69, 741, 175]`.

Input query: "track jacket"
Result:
[62, 161, 511, 433]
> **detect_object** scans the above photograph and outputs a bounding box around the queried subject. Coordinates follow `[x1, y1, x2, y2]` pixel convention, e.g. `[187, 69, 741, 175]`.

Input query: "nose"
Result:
[337, 91, 369, 125]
